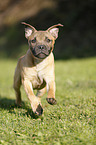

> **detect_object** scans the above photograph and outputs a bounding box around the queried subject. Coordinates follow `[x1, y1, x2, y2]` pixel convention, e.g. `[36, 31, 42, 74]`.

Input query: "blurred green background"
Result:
[0, 0, 95, 59]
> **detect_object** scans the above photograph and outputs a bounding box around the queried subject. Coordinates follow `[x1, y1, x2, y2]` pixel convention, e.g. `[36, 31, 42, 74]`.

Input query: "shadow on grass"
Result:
[0, 97, 40, 119]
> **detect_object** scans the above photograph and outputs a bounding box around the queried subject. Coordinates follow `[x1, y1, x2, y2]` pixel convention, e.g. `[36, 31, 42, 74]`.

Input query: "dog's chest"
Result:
[23, 62, 47, 89]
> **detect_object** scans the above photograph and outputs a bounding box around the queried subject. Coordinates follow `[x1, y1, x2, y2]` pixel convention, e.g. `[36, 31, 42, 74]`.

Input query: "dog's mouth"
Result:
[30, 45, 52, 59]
[36, 52, 48, 59]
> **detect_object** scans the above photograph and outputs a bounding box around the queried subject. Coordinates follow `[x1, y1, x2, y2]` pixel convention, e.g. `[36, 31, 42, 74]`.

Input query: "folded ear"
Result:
[47, 24, 63, 39]
[21, 22, 37, 39]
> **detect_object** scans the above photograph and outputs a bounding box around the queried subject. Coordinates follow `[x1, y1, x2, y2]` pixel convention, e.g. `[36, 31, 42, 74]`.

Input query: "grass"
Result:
[0, 57, 96, 145]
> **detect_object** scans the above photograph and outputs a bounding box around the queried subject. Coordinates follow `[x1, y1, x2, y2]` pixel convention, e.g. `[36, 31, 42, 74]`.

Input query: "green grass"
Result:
[0, 57, 96, 145]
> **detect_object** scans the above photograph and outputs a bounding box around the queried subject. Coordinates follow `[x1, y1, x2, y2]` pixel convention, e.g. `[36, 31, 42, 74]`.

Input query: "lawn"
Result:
[0, 57, 96, 145]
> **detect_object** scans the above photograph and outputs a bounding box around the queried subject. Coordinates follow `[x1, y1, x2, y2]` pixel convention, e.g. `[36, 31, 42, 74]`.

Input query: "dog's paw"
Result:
[35, 104, 43, 116]
[46, 98, 57, 105]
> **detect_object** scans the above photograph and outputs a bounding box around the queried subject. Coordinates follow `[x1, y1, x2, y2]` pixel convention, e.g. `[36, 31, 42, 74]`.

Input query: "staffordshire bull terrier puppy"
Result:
[13, 22, 63, 116]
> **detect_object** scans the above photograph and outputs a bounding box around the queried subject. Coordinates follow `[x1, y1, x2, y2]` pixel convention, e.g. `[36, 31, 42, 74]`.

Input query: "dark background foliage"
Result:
[0, 0, 95, 59]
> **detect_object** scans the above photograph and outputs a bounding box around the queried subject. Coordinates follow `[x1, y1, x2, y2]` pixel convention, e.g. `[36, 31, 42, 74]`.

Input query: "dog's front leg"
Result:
[46, 81, 57, 105]
[23, 79, 43, 116]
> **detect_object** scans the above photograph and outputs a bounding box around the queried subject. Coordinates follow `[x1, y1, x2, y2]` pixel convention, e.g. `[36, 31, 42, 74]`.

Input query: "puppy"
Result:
[13, 22, 63, 116]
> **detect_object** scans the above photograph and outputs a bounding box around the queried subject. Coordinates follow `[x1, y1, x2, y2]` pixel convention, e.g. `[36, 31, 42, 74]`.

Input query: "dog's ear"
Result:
[47, 24, 63, 39]
[21, 22, 37, 39]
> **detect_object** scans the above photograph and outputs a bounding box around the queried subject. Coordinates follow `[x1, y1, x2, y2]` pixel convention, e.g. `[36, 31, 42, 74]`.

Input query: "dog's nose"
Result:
[39, 45, 45, 50]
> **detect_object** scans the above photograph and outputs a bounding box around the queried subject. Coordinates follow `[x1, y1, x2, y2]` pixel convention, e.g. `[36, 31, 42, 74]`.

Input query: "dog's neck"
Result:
[26, 49, 53, 66]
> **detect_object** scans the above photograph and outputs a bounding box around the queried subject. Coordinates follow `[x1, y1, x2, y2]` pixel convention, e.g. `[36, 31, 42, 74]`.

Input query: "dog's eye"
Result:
[46, 37, 52, 43]
[31, 38, 36, 43]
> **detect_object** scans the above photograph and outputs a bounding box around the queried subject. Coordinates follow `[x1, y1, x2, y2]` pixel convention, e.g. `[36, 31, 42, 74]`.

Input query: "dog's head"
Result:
[22, 22, 63, 59]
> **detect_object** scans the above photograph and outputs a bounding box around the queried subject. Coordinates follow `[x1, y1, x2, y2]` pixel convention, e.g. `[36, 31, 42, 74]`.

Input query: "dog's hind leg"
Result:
[36, 87, 46, 97]
[13, 60, 21, 106]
